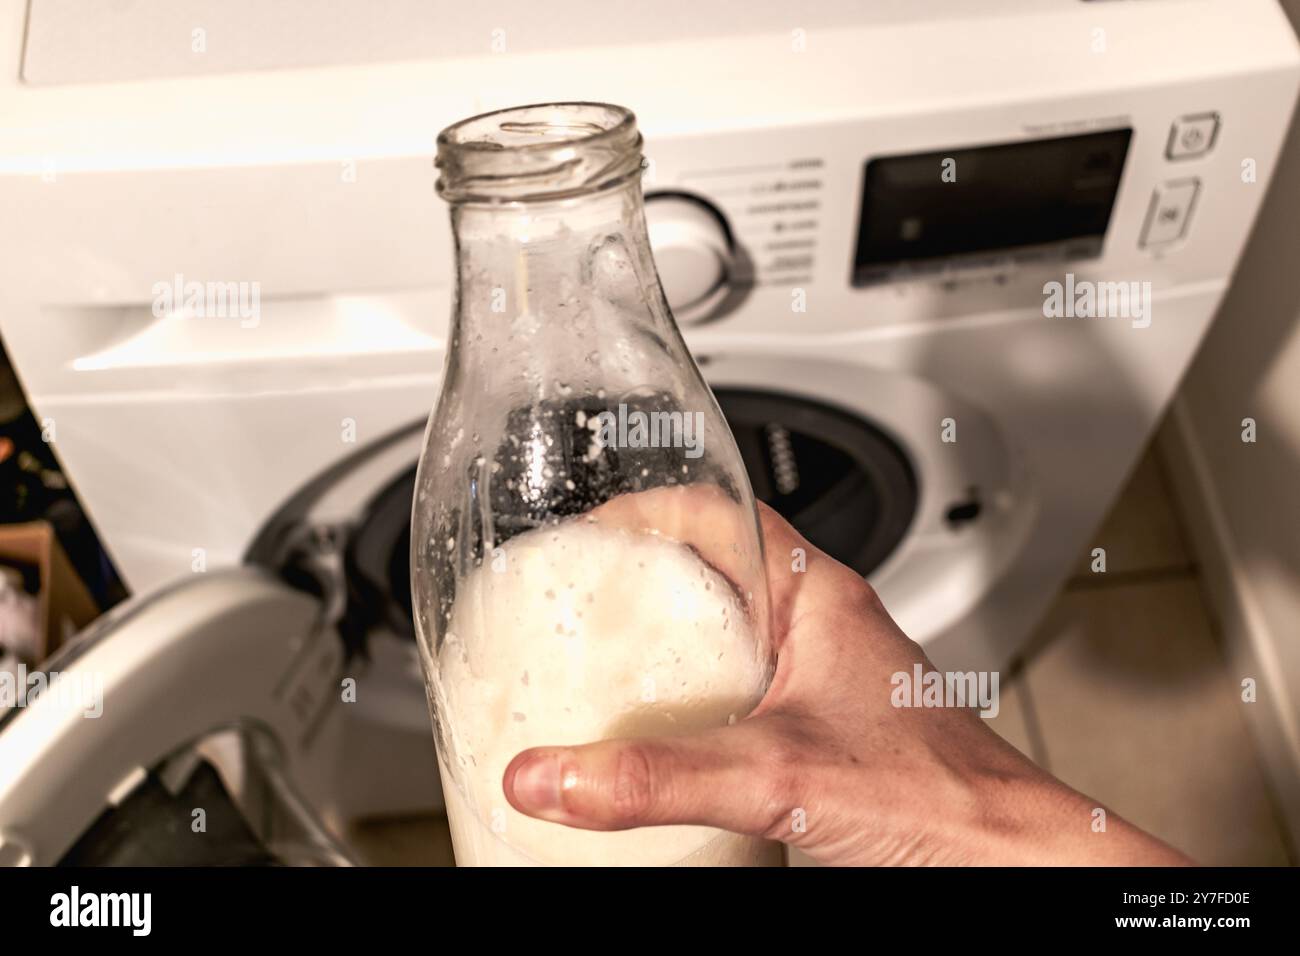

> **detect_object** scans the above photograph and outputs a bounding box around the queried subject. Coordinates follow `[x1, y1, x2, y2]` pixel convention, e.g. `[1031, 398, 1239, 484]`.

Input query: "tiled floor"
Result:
[350, 444, 1297, 866]
[987, 446, 1295, 866]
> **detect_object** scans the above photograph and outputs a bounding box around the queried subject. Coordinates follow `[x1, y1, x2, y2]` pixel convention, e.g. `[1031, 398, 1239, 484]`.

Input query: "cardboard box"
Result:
[0, 521, 100, 660]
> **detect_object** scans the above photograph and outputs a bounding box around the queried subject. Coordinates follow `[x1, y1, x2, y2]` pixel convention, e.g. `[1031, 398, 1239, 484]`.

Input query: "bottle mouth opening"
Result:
[435, 102, 643, 204]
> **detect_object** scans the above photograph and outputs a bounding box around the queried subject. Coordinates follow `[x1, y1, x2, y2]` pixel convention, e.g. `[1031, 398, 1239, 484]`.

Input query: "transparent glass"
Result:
[412, 103, 777, 866]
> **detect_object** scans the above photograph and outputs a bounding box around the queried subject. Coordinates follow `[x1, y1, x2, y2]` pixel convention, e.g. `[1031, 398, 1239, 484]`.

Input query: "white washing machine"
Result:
[0, 0, 1297, 864]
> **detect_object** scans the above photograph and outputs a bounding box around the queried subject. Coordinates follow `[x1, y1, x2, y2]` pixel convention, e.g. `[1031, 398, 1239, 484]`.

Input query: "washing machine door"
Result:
[0, 568, 350, 867]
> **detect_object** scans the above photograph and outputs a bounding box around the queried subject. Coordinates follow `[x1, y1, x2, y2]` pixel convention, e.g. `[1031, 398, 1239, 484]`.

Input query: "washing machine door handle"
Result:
[0, 568, 343, 866]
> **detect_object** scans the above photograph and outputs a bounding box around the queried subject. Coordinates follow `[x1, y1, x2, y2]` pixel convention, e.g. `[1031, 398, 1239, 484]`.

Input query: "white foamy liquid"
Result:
[430, 518, 779, 866]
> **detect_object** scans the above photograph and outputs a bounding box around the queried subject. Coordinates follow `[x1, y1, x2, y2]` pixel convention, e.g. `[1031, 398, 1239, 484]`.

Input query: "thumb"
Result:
[502, 720, 791, 836]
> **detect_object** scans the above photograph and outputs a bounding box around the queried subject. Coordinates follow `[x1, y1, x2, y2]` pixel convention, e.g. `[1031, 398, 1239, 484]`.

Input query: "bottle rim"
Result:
[435, 102, 644, 204]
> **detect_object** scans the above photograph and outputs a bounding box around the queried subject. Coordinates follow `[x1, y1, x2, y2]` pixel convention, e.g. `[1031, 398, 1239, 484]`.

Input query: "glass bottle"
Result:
[411, 103, 777, 866]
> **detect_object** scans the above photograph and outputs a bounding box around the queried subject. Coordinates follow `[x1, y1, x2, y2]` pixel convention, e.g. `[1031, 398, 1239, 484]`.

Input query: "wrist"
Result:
[966, 766, 1191, 866]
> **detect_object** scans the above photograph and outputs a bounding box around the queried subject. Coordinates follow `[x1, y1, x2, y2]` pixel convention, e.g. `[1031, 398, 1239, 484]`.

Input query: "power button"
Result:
[1167, 113, 1219, 160]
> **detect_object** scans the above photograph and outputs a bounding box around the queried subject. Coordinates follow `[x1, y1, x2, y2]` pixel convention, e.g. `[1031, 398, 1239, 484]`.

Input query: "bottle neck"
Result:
[448, 179, 661, 335]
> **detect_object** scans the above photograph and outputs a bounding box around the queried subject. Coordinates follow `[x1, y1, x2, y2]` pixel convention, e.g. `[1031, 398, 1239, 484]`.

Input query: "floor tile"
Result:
[1069, 447, 1194, 581]
[1022, 578, 1291, 865]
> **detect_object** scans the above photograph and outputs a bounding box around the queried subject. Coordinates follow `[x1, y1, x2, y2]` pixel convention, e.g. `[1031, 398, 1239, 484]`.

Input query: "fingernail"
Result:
[512, 752, 563, 813]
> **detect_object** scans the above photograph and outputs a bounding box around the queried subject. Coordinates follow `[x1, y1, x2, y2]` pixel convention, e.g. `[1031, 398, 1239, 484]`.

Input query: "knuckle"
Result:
[611, 744, 660, 824]
[851, 575, 887, 614]
[759, 773, 804, 842]
[759, 731, 807, 812]
[824, 569, 888, 625]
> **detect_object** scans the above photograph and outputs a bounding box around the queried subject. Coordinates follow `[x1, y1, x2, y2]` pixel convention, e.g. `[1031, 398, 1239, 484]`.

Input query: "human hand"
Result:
[503, 498, 1190, 866]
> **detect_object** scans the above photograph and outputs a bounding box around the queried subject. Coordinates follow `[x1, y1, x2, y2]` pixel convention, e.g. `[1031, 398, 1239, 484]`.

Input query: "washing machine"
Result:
[1, 0, 1297, 864]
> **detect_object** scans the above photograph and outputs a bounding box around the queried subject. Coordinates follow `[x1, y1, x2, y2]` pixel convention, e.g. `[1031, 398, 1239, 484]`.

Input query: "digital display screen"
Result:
[852, 128, 1132, 284]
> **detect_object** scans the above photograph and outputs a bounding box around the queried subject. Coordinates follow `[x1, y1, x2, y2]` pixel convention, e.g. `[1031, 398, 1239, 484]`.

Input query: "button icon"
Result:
[1140, 179, 1200, 248]
[1167, 113, 1219, 160]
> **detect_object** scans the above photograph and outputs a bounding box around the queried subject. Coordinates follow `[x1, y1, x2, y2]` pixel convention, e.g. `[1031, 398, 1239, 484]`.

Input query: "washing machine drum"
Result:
[712, 388, 916, 576]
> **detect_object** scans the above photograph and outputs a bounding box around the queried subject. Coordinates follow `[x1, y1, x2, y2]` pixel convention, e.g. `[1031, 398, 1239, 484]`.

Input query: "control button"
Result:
[645, 193, 735, 325]
[1166, 113, 1219, 160]
[1140, 179, 1200, 248]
